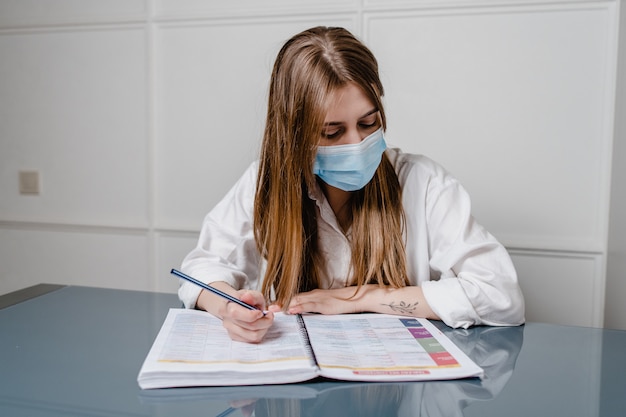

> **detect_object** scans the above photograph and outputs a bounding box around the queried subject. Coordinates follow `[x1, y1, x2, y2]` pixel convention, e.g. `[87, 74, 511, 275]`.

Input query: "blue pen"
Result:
[171, 269, 267, 316]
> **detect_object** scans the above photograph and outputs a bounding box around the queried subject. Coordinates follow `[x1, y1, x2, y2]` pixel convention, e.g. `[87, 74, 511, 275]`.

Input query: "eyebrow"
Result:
[323, 108, 379, 127]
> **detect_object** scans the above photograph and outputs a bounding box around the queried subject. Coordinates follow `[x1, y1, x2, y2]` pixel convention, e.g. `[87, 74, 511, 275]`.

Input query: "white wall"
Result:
[0, 0, 622, 328]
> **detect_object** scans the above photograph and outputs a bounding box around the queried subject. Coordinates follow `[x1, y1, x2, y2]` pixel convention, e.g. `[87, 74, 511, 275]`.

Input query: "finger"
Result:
[223, 318, 271, 343]
[267, 304, 282, 313]
[287, 295, 315, 314]
[228, 304, 273, 327]
[288, 291, 345, 315]
[239, 291, 265, 310]
[226, 326, 267, 343]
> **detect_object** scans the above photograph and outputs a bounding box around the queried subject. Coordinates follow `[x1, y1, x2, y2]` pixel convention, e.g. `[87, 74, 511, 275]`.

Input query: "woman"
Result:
[179, 26, 525, 342]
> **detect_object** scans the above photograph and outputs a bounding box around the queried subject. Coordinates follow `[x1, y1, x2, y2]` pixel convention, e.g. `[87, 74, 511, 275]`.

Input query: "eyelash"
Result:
[323, 120, 378, 139]
[359, 120, 377, 129]
[324, 130, 342, 139]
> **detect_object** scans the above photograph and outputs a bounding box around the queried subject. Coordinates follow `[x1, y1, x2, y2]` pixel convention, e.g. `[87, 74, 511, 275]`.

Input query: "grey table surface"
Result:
[0, 285, 624, 417]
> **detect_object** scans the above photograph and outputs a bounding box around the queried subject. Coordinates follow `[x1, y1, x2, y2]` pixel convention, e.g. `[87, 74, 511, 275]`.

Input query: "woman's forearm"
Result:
[359, 285, 440, 320]
[285, 284, 440, 320]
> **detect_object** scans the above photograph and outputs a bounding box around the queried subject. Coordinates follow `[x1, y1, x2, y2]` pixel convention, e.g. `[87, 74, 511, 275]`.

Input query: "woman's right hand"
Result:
[196, 284, 274, 343]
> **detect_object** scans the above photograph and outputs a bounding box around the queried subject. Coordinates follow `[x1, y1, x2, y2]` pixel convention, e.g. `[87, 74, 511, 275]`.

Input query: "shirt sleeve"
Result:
[178, 162, 262, 309]
[416, 160, 525, 328]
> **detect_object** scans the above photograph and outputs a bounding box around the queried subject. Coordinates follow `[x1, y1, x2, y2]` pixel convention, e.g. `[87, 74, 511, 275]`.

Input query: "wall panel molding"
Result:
[153, 0, 358, 21]
[364, 0, 615, 11]
[364, 3, 618, 253]
[0, 227, 152, 295]
[509, 248, 606, 327]
[0, 0, 147, 29]
[152, 16, 357, 231]
[0, 220, 149, 236]
[0, 26, 150, 228]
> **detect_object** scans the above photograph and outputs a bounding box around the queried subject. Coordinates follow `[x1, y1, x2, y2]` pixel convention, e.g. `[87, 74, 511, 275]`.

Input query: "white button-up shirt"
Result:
[179, 148, 525, 328]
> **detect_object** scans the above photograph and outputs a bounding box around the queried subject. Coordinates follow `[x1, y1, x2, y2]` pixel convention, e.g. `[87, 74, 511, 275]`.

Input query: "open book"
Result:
[137, 309, 483, 389]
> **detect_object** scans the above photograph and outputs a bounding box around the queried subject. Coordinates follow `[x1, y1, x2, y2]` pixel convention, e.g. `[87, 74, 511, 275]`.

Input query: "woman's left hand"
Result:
[280, 286, 370, 315]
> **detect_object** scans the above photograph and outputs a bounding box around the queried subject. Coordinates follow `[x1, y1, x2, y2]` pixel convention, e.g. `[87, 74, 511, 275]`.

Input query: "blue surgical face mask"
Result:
[313, 127, 387, 192]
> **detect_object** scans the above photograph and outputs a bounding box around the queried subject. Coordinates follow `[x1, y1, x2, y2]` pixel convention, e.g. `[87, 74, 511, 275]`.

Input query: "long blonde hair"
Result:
[254, 26, 409, 308]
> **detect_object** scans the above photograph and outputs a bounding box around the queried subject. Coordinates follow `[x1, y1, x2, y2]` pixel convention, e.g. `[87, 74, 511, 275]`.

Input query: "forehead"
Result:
[324, 83, 376, 123]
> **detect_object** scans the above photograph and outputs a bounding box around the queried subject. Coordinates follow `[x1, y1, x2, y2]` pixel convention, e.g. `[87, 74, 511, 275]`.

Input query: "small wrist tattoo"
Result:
[381, 300, 419, 314]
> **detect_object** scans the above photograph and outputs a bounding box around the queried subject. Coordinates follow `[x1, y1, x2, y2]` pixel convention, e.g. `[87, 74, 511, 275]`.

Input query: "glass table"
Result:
[1, 285, 624, 416]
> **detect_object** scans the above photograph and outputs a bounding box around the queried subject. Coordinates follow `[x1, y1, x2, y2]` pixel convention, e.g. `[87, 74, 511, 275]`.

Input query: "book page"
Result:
[158, 310, 306, 365]
[302, 314, 483, 382]
[138, 309, 318, 388]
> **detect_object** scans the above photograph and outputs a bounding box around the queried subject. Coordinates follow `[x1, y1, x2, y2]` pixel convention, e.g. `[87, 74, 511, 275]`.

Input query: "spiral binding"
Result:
[297, 314, 320, 368]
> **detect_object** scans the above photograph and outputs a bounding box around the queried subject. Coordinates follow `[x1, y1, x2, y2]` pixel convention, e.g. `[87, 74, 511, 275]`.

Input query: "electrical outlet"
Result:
[19, 171, 40, 195]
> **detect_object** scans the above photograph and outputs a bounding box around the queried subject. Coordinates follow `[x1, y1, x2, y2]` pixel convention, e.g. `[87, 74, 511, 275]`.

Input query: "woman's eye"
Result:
[323, 129, 342, 139]
[358, 117, 378, 129]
